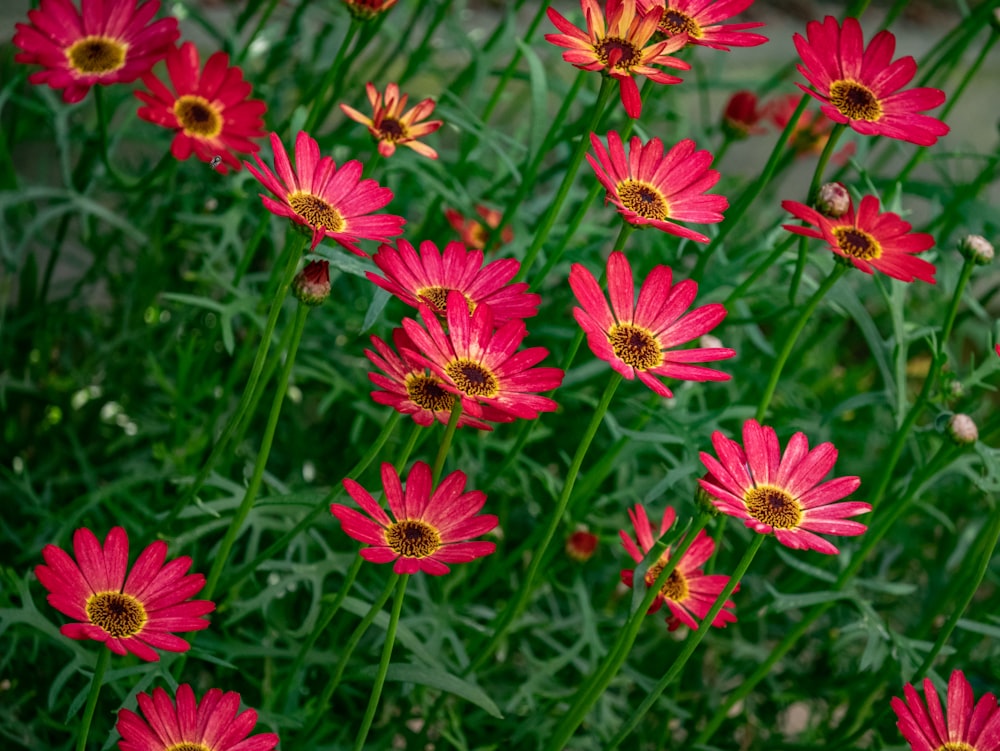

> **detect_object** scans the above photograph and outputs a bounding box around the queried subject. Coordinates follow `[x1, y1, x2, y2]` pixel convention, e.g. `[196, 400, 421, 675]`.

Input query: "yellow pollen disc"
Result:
[173, 95, 223, 138]
[445, 358, 500, 398]
[832, 226, 881, 261]
[744, 484, 802, 529]
[406, 374, 455, 412]
[936, 744, 976, 751]
[85, 591, 147, 638]
[66, 35, 127, 75]
[646, 559, 689, 602]
[288, 192, 346, 233]
[608, 323, 663, 371]
[659, 9, 703, 38]
[595, 36, 640, 70]
[416, 286, 475, 315]
[616, 179, 670, 221]
[385, 519, 442, 558]
[377, 117, 409, 143]
[165, 744, 210, 751]
[828, 79, 883, 122]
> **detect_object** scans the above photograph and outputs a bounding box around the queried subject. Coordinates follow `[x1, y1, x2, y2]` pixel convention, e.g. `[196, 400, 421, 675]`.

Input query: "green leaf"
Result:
[515, 39, 548, 159]
[368, 662, 504, 719]
[765, 583, 854, 612]
[362, 287, 392, 334]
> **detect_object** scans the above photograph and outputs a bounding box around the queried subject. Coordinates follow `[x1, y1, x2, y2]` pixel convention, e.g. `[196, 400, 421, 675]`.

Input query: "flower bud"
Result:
[695, 475, 722, 517]
[722, 91, 763, 139]
[959, 234, 994, 265]
[947, 413, 978, 446]
[342, 0, 398, 20]
[566, 529, 598, 562]
[293, 260, 330, 306]
[814, 182, 851, 218]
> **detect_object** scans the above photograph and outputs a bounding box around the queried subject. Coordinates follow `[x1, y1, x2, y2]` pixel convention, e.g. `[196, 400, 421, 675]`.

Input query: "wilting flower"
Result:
[620, 504, 737, 630]
[13, 0, 179, 104]
[368, 239, 540, 323]
[698, 419, 870, 555]
[587, 132, 728, 242]
[794, 16, 949, 146]
[722, 90, 764, 138]
[402, 292, 564, 421]
[342, 0, 398, 20]
[891, 669, 1000, 751]
[783, 195, 936, 284]
[116, 684, 279, 751]
[245, 131, 404, 255]
[135, 41, 266, 173]
[365, 328, 506, 430]
[445, 205, 514, 250]
[569, 251, 734, 397]
[340, 82, 443, 159]
[566, 529, 599, 562]
[638, 0, 768, 50]
[35, 527, 214, 661]
[545, 0, 689, 119]
[765, 93, 856, 162]
[333, 462, 497, 575]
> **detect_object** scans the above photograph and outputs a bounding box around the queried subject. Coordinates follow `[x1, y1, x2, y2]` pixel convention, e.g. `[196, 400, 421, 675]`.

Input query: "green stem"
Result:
[76, 649, 110, 751]
[398, 1, 453, 83]
[480, 0, 552, 123]
[395, 421, 424, 473]
[756, 264, 848, 422]
[606, 535, 766, 750]
[353, 573, 408, 751]
[723, 235, 797, 308]
[529, 182, 604, 291]
[469, 372, 623, 673]
[806, 124, 846, 204]
[363, 150, 382, 180]
[431, 402, 462, 484]
[611, 221, 636, 251]
[302, 19, 361, 134]
[236, 0, 280, 63]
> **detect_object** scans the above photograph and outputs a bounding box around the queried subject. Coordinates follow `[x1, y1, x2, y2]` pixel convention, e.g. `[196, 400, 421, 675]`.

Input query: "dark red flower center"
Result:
[616, 179, 669, 221]
[385, 519, 441, 558]
[174, 95, 223, 139]
[446, 359, 499, 398]
[288, 192, 346, 232]
[609, 323, 662, 371]
[595, 36, 640, 70]
[66, 36, 127, 75]
[86, 591, 147, 638]
[832, 226, 881, 260]
[744, 485, 802, 529]
[828, 80, 883, 122]
[377, 117, 408, 143]
[406, 374, 455, 412]
[646, 559, 689, 602]
[659, 9, 703, 38]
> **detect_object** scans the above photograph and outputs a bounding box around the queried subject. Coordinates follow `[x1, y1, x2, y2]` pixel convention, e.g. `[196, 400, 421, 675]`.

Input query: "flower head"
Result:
[569, 251, 734, 397]
[638, 0, 768, 50]
[135, 41, 266, 173]
[765, 93, 855, 163]
[340, 82, 443, 159]
[783, 195, 936, 284]
[342, 0, 398, 20]
[116, 684, 279, 751]
[332, 462, 497, 575]
[620, 504, 737, 630]
[891, 669, 1000, 751]
[699, 419, 870, 555]
[545, 0, 690, 119]
[587, 132, 728, 242]
[445, 205, 514, 250]
[401, 292, 564, 421]
[245, 131, 404, 255]
[794, 16, 949, 146]
[13, 0, 179, 104]
[35, 527, 214, 661]
[722, 90, 764, 138]
[566, 529, 599, 562]
[368, 239, 540, 324]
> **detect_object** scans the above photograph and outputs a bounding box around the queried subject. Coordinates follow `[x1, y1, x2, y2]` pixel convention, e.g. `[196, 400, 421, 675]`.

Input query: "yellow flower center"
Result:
[595, 36, 640, 70]
[616, 179, 669, 221]
[646, 559, 689, 602]
[832, 226, 881, 260]
[659, 9, 703, 38]
[377, 117, 409, 143]
[405, 374, 455, 412]
[744, 484, 802, 529]
[385, 519, 442, 558]
[165, 744, 210, 751]
[445, 359, 500, 398]
[416, 286, 475, 315]
[85, 591, 147, 638]
[173, 95, 223, 138]
[66, 36, 127, 75]
[288, 192, 346, 232]
[828, 79, 883, 122]
[608, 323, 663, 371]
[936, 744, 976, 751]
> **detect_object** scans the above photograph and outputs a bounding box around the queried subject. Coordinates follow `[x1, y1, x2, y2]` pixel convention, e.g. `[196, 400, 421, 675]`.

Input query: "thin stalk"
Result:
[76, 649, 110, 751]
[606, 535, 766, 750]
[432, 403, 462, 484]
[353, 573, 409, 751]
[398, 2, 453, 83]
[395, 421, 424, 473]
[39, 214, 72, 306]
[236, 0, 281, 64]
[363, 150, 382, 179]
[233, 215, 271, 286]
[723, 234, 796, 308]
[366, 1, 423, 86]
[530, 182, 604, 291]
[302, 19, 361, 134]
[611, 222, 635, 252]
[479, 0, 552, 123]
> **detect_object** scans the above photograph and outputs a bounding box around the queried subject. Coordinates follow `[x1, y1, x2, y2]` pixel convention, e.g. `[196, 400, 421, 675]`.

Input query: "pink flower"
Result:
[891, 669, 1000, 751]
[444, 205, 514, 251]
[722, 90, 765, 138]
[340, 82, 443, 159]
[638, 0, 768, 51]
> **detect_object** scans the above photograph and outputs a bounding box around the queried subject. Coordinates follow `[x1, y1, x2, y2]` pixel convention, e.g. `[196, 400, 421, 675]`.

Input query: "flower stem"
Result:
[756, 264, 848, 422]
[302, 18, 361, 134]
[235, 0, 280, 63]
[76, 648, 110, 751]
[353, 573, 408, 751]
[395, 420, 424, 473]
[605, 534, 766, 750]
[432, 402, 463, 484]
[723, 234, 797, 308]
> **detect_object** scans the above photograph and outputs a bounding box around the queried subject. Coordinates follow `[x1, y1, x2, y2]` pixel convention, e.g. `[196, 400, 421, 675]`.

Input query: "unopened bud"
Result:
[722, 91, 763, 139]
[947, 413, 978, 445]
[566, 529, 598, 562]
[293, 260, 330, 306]
[959, 234, 994, 265]
[815, 182, 851, 218]
[342, 0, 398, 20]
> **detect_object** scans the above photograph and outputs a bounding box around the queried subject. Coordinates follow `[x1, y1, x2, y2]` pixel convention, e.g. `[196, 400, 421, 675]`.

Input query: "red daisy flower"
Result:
[365, 328, 509, 430]
[620, 504, 737, 631]
[134, 41, 266, 173]
[35, 527, 214, 661]
[569, 251, 735, 397]
[587, 132, 728, 242]
[367, 239, 540, 323]
[13, 0, 179, 104]
[892, 669, 1000, 751]
[401, 292, 564, 421]
[765, 93, 856, 163]
[332, 462, 497, 575]
[722, 90, 765, 139]
[638, 0, 768, 51]
[782, 195, 936, 284]
[566, 528, 599, 562]
[342, 0, 398, 20]
[116, 684, 279, 751]
[794, 16, 949, 146]
[444, 205, 514, 251]
[340, 82, 443, 159]
[698, 419, 870, 555]
[245, 131, 404, 255]
[545, 0, 689, 119]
